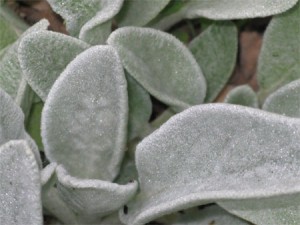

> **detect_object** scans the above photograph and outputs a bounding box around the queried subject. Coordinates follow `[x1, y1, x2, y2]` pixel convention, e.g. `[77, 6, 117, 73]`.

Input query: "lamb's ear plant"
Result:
[1, 0, 300, 224]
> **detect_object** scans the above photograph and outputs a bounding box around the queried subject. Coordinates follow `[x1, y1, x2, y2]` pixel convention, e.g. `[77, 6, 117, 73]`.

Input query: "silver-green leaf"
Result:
[108, 27, 206, 112]
[0, 140, 42, 225]
[189, 21, 238, 102]
[42, 45, 128, 180]
[224, 85, 258, 108]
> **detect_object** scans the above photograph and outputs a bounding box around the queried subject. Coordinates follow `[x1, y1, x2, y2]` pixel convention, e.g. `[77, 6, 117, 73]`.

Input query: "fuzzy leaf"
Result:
[42, 45, 128, 180]
[79, 0, 124, 45]
[224, 85, 258, 108]
[263, 79, 300, 117]
[18, 30, 89, 101]
[257, 3, 300, 101]
[108, 27, 206, 112]
[116, 0, 170, 27]
[189, 22, 237, 102]
[0, 140, 42, 225]
[56, 165, 138, 223]
[120, 104, 300, 225]
[126, 73, 152, 141]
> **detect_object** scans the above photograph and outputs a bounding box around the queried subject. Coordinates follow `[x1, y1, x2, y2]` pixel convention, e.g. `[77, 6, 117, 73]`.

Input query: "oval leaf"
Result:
[56, 165, 138, 223]
[0, 140, 42, 225]
[257, 3, 300, 101]
[108, 27, 206, 112]
[120, 104, 300, 225]
[18, 30, 89, 101]
[42, 45, 128, 180]
[224, 85, 258, 108]
[189, 22, 238, 102]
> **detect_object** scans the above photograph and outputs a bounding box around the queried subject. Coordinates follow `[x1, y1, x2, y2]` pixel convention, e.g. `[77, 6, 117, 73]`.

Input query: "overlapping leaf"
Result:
[108, 27, 206, 112]
[0, 140, 42, 225]
[120, 104, 300, 225]
[189, 22, 238, 102]
[224, 85, 258, 108]
[18, 30, 89, 101]
[42, 45, 128, 180]
[257, 3, 300, 101]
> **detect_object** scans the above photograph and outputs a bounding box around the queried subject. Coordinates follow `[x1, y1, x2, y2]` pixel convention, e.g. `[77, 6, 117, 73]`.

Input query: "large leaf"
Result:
[224, 85, 258, 108]
[108, 27, 206, 112]
[0, 140, 42, 225]
[257, 3, 300, 101]
[56, 165, 138, 223]
[18, 30, 89, 101]
[79, 0, 124, 45]
[119, 104, 300, 225]
[189, 22, 237, 102]
[263, 79, 300, 117]
[42, 45, 128, 180]
[116, 0, 170, 27]
[152, 0, 298, 30]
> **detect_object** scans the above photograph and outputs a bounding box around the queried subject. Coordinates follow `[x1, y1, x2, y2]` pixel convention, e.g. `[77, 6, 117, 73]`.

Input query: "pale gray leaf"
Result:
[257, 3, 300, 101]
[116, 0, 170, 27]
[42, 45, 128, 180]
[120, 104, 300, 225]
[0, 140, 42, 225]
[56, 165, 138, 223]
[224, 85, 258, 108]
[126, 73, 152, 141]
[100, 212, 125, 225]
[262, 79, 300, 117]
[189, 21, 238, 102]
[18, 30, 89, 101]
[79, 0, 124, 45]
[108, 27, 206, 112]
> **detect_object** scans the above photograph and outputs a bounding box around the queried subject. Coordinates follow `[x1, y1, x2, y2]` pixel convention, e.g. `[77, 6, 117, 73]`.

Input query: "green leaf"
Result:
[56, 165, 138, 223]
[116, 0, 170, 27]
[257, 3, 300, 101]
[120, 104, 300, 225]
[42, 46, 128, 180]
[108, 27, 206, 112]
[224, 85, 258, 108]
[262, 79, 300, 117]
[79, 0, 123, 45]
[126, 73, 152, 141]
[18, 30, 89, 101]
[0, 140, 42, 225]
[189, 22, 238, 102]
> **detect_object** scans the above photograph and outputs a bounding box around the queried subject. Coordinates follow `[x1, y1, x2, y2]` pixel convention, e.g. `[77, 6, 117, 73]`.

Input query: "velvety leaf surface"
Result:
[108, 27, 206, 112]
[126, 73, 152, 141]
[42, 45, 128, 180]
[120, 104, 300, 225]
[257, 3, 300, 101]
[262, 79, 300, 117]
[224, 85, 258, 108]
[0, 140, 42, 225]
[189, 22, 237, 102]
[56, 166, 138, 223]
[79, 0, 124, 45]
[18, 30, 89, 101]
[116, 0, 170, 27]
[100, 212, 124, 225]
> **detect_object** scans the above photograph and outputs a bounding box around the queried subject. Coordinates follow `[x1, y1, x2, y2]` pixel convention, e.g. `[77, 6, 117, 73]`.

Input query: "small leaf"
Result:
[120, 104, 300, 225]
[116, 0, 170, 27]
[18, 30, 89, 101]
[224, 85, 258, 108]
[189, 22, 238, 102]
[126, 73, 152, 141]
[263, 79, 300, 117]
[79, 0, 124, 45]
[42, 45, 128, 180]
[257, 3, 300, 101]
[0, 140, 42, 225]
[108, 27, 206, 112]
[56, 165, 138, 223]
